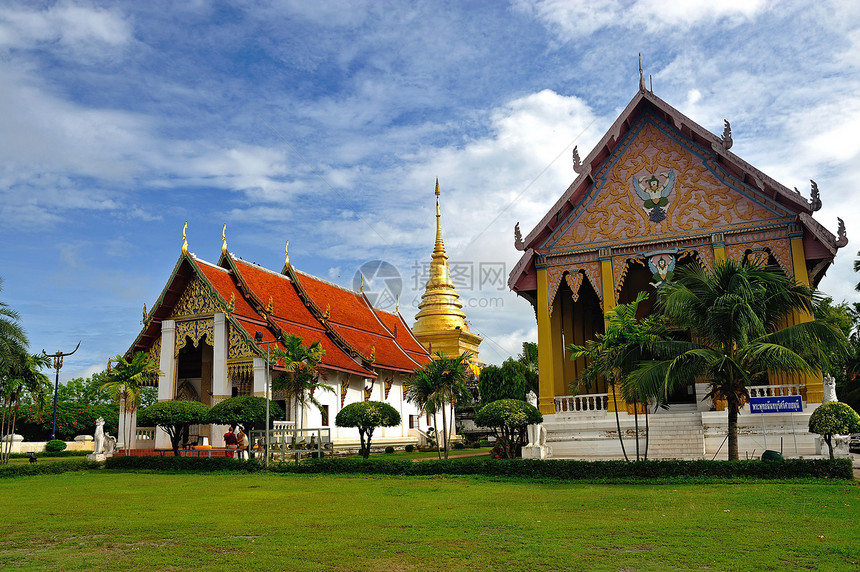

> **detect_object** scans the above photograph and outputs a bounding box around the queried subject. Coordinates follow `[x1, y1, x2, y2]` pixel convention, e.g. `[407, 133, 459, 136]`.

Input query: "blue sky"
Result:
[2, 0, 859, 381]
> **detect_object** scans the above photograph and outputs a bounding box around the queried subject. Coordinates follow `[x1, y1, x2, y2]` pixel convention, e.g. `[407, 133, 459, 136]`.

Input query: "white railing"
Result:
[135, 427, 156, 449]
[555, 393, 609, 414]
[747, 384, 802, 398]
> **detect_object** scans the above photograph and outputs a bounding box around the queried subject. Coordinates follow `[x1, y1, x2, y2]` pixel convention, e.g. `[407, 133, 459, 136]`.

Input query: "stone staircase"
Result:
[644, 412, 705, 459]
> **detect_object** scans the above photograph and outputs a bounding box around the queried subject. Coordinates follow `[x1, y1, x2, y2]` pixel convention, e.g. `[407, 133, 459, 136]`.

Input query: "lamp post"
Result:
[255, 331, 280, 468]
[42, 342, 80, 441]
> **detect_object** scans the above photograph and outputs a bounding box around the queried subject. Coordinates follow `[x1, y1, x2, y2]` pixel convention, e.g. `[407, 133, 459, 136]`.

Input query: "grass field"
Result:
[1, 471, 858, 571]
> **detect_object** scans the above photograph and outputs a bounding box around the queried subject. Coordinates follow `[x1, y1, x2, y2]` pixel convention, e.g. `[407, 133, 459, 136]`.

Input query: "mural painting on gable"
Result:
[552, 120, 786, 249]
[648, 253, 675, 287]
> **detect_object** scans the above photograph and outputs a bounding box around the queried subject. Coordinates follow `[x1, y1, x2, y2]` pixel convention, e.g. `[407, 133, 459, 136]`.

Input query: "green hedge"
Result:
[8, 451, 90, 459]
[266, 457, 854, 481]
[104, 456, 263, 473]
[0, 459, 101, 478]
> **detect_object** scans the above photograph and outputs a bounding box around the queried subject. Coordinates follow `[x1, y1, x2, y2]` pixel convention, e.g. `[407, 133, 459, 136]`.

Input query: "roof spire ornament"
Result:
[142, 303, 148, 324]
[720, 120, 733, 151]
[284, 240, 290, 269]
[836, 217, 848, 247]
[182, 221, 188, 255]
[638, 53, 646, 92]
[514, 222, 525, 251]
[572, 146, 584, 174]
[221, 224, 228, 256]
[809, 180, 822, 211]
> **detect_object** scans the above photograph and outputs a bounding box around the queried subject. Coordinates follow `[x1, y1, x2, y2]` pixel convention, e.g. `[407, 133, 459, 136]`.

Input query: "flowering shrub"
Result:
[16, 403, 119, 440]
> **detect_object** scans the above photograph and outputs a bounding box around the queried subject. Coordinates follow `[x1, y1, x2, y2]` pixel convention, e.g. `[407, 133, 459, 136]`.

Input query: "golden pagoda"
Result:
[412, 179, 482, 361]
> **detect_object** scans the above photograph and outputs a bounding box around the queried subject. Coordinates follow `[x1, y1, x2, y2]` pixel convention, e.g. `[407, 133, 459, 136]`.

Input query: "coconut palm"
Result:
[0, 278, 28, 376]
[270, 334, 331, 429]
[629, 259, 847, 460]
[101, 351, 162, 454]
[1, 353, 50, 464]
[567, 292, 666, 461]
[406, 351, 472, 459]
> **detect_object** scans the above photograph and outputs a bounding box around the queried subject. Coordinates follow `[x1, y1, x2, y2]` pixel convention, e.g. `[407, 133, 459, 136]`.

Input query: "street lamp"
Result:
[255, 331, 281, 468]
[42, 342, 80, 441]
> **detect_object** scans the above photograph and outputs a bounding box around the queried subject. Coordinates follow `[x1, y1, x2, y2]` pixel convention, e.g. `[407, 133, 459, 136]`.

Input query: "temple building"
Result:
[412, 180, 483, 362]
[128, 225, 437, 451]
[508, 79, 848, 458]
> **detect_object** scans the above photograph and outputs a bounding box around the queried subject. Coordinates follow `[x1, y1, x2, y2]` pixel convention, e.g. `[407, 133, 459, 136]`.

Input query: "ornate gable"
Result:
[170, 274, 221, 319]
[545, 115, 791, 254]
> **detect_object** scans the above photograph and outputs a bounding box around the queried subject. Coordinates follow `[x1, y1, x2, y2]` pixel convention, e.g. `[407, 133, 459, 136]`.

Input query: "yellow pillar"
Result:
[789, 235, 823, 402]
[551, 296, 566, 398]
[536, 267, 556, 415]
[711, 233, 726, 264]
[598, 249, 627, 413]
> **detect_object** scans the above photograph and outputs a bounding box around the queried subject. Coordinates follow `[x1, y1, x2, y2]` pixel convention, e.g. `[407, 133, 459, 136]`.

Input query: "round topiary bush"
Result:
[809, 401, 860, 459]
[385, 446, 395, 454]
[45, 439, 67, 452]
[474, 399, 543, 459]
[453, 442, 465, 450]
[405, 444, 414, 453]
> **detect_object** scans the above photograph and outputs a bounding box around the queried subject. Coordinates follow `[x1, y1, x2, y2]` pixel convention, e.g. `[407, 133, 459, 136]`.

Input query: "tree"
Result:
[478, 358, 532, 404]
[101, 352, 162, 454]
[142, 400, 211, 456]
[270, 334, 331, 429]
[516, 342, 539, 396]
[1, 353, 50, 464]
[207, 395, 284, 434]
[474, 399, 542, 458]
[630, 260, 847, 460]
[406, 352, 473, 459]
[335, 401, 400, 458]
[808, 402, 860, 459]
[567, 292, 665, 461]
[0, 278, 28, 375]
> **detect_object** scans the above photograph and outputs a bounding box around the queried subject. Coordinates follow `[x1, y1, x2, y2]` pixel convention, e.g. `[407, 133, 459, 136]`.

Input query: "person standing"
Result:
[235, 425, 246, 460]
[223, 426, 238, 458]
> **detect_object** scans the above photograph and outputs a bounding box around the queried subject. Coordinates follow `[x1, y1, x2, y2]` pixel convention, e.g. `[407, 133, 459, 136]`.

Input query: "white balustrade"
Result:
[555, 393, 609, 414]
[747, 384, 802, 398]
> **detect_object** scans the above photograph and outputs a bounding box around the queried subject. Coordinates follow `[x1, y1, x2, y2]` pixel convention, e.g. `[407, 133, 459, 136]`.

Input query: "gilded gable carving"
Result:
[228, 324, 257, 360]
[175, 319, 214, 353]
[552, 120, 784, 249]
[148, 335, 161, 369]
[170, 275, 219, 319]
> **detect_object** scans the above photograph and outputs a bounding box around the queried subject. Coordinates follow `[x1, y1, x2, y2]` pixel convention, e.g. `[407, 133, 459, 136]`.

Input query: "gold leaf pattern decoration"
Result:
[175, 319, 214, 354]
[228, 324, 257, 360]
[565, 271, 585, 302]
[546, 265, 566, 318]
[171, 275, 220, 319]
[383, 377, 393, 400]
[341, 377, 350, 407]
[553, 121, 782, 249]
[148, 335, 162, 369]
[726, 238, 792, 276]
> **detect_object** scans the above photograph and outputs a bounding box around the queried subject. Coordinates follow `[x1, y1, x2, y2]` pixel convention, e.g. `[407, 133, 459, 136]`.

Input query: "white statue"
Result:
[822, 375, 838, 403]
[104, 432, 116, 456]
[523, 423, 551, 459]
[92, 417, 105, 454]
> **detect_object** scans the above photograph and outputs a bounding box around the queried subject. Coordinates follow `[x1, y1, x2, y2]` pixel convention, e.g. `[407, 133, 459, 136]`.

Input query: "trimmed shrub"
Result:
[474, 399, 542, 458]
[104, 456, 263, 473]
[0, 459, 101, 478]
[385, 446, 395, 454]
[45, 439, 67, 452]
[335, 401, 400, 459]
[405, 444, 414, 453]
[453, 442, 465, 450]
[809, 402, 860, 459]
[206, 396, 285, 433]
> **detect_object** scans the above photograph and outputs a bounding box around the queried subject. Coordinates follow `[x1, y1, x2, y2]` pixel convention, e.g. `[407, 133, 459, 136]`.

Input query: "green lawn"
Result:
[1, 471, 858, 571]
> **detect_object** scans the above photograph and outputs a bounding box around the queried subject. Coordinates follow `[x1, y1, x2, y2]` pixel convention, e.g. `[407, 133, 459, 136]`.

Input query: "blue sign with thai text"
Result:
[749, 396, 803, 414]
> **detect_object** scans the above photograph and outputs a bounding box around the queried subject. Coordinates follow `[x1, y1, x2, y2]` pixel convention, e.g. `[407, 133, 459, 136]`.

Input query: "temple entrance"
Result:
[175, 334, 213, 403]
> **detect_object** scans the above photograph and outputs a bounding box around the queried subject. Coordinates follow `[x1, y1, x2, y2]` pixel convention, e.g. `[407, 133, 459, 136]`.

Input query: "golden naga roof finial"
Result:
[395, 295, 399, 313]
[322, 303, 331, 321]
[284, 240, 290, 269]
[266, 294, 274, 314]
[142, 303, 148, 324]
[638, 53, 646, 92]
[221, 224, 228, 256]
[224, 292, 235, 313]
[369, 345, 376, 362]
[360, 273, 364, 293]
[181, 221, 188, 255]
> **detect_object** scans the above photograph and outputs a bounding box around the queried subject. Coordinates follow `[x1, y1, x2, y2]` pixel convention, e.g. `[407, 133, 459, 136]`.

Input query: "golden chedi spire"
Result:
[412, 179, 481, 361]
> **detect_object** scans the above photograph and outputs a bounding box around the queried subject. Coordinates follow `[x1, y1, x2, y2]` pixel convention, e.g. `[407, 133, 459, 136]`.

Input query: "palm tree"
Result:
[567, 292, 666, 461]
[404, 368, 443, 458]
[270, 334, 331, 430]
[101, 351, 162, 454]
[630, 259, 847, 460]
[407, 352, 472, 459]
[1, 353, 50, 464]
[0, 278, 28, 376]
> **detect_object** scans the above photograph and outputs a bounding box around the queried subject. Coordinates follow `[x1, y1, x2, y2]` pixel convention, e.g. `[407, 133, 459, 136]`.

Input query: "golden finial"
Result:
[225, 292, 235, 313]
[638, 53, 646, 92]
[221, 224, 227, 256]
[323, 303, 330, 320]
[435, 178, 441, 216]
[369, 346, 376, 362]
[181, 221, 188, 255]
[395, 295, 399, 313]
[360, 274, 364, 293]
[266, 295, 273, 314]
[284, 240, 290, 269]
[142, 303, 148, 323]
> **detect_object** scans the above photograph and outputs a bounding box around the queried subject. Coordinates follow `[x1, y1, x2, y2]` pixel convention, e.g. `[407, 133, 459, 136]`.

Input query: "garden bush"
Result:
[385, 446, 395, 454]
[405, 445, 414, 453]
[453, 442, 465, 450]
[105, 456, 262, 473]
[45, 440, 67, 452]
[0, 459, 101, 478]
[474, 399, 542, 458]
[16, 402, 118, 441]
